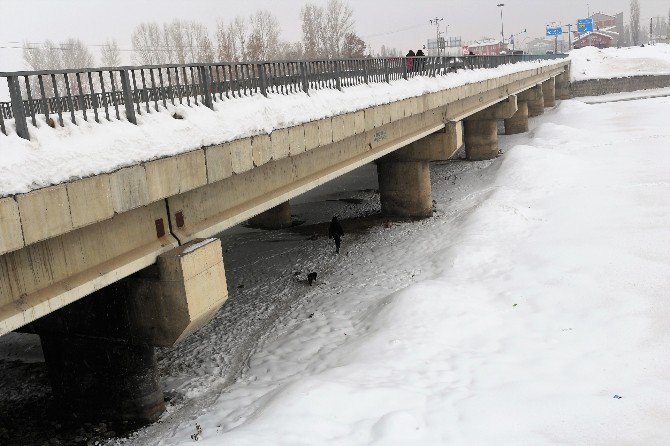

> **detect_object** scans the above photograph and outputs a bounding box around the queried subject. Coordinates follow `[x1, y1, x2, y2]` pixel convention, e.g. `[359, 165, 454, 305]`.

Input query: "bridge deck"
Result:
[0, 59, 570, 336]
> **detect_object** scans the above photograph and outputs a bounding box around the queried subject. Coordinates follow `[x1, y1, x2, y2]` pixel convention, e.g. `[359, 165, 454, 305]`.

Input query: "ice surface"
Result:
[109, 96, 670, 445]
[569, 44, 670, 82]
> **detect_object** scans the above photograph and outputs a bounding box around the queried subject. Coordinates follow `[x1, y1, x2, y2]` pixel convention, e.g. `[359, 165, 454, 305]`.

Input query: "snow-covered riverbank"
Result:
[570, 44, 670, 81]
[103, 93, 670, 445]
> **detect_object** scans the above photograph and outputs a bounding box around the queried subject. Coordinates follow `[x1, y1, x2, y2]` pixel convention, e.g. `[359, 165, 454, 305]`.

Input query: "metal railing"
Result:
[0, 54, 567, 140]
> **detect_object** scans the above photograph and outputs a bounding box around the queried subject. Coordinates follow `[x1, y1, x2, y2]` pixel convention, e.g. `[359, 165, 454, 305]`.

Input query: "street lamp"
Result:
[497, 3, 505, 45]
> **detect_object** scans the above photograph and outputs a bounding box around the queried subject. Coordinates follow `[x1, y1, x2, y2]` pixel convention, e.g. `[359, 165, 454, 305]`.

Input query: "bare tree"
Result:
[215, 16, 252, 62]
[215, 20, 236, 61]
[630, 0, 641, 45]
[162, 20, 214, 64]
[342, 32, 366, 58]
[324, 0, 354, 58]
[247, 10, 281, 61]
[301, 4, 325, 59]
[378, 45, 400, 57]
[622, 24, 631, 46]
[132, 22, 167, 64]
[23, 38, 95, 95]
[278, 41, 304, 59]
[100, 39, 121, 67]
[187, 21, 215, 62]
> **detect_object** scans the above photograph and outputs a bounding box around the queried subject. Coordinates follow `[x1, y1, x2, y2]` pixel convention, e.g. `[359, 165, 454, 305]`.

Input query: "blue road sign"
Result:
[577, 18, 594, 33]
[546, 26, 563, 36]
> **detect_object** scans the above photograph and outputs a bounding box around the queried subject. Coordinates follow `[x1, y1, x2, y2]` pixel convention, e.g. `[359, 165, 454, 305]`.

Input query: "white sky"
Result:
[1, 0, 669, 70]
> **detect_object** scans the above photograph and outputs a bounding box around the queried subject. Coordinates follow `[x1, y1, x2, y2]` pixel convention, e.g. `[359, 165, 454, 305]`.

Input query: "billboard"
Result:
[546, 26, 563, 36]
[577, 18, 594, 33]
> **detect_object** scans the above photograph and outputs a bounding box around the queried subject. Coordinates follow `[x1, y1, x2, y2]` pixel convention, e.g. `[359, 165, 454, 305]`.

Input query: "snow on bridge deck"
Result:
[0, 59, 562, 198]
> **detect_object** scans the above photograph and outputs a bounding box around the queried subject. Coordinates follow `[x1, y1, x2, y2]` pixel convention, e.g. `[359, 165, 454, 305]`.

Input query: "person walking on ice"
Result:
[328, 216, 345, 254]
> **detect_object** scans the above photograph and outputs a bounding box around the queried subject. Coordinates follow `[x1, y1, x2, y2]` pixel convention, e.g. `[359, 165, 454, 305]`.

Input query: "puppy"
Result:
[307, 272, 317, 286]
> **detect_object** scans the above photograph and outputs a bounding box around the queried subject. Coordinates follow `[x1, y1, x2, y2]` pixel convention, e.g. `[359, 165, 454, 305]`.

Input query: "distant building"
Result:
[572, 11, 623, 48]
[464, 39, 507, 56]
[572, 31, 615, 49]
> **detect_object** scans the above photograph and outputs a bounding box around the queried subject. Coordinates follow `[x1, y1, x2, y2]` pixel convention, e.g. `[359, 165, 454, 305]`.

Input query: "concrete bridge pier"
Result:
[555, 70, 571, 100]
[504, 100, 529, 135]
[526, 84, 545, 117]
[39, 329, 164, 422]
[464, 96, 518, 160]
[32, 239, 228, 422]
[376, 122, 463, 218]
[377, 160, 432, 218]
[248, 201, 292, 229]
[542, 77, 557, 108]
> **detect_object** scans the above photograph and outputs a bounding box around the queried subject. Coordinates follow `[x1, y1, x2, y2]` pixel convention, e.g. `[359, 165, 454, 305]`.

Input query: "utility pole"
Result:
[497, 4, 505, 45]
[430, 17, 444, 56]
[567, 23, 572, 50]
[650, 17, 653, 44]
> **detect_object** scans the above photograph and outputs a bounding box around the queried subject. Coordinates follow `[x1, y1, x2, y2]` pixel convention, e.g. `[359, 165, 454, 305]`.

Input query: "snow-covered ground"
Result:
[84, 93, 669, 444]
[569, 44, 670, 82]
[0, 59, 562, 197]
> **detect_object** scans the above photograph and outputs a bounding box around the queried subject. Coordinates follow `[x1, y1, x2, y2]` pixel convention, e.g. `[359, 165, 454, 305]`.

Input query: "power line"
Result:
[363, 23, 427, 39]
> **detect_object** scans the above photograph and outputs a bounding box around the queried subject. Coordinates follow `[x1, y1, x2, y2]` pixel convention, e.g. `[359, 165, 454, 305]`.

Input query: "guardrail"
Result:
[0, 54, 567, 140]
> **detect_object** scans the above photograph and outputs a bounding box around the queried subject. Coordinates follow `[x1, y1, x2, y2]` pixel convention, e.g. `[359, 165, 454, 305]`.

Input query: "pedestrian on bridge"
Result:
[415, 49, 426, 72]
[329, 216, 345, 254]
[405, 50, 415, 72]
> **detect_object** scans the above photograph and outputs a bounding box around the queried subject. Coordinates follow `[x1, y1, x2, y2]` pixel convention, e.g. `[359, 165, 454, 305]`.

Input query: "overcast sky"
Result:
[1, 0, 670, 70]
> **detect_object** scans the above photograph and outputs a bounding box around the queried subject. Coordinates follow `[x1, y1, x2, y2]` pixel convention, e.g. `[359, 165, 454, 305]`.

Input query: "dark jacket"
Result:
[328, 217, 344, 239]
[405, 50, 415, 71]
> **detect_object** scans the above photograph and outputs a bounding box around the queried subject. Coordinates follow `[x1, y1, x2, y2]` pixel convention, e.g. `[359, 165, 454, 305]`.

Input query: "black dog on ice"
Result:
[307, 272, 318, 285]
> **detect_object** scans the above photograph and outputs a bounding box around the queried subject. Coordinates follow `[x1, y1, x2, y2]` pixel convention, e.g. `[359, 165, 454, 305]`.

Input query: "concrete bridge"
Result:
[0, 55, 570, 421]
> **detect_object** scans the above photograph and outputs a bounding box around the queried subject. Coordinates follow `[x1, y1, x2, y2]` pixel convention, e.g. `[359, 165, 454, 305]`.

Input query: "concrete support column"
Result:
[464, 119, 499, 160]
[527, 93, 544, 117]
[377, 160, 432, 218]
[33, 238, 228, 423]
[248, 201, 292, 229]
[464, 95, 518, 161]
[504, 101, 529, 135]
[374, 123, 465, 218]
[555, 69, 571, 100]
[542, 77, 556, 108]
[40, 333, 164, 422]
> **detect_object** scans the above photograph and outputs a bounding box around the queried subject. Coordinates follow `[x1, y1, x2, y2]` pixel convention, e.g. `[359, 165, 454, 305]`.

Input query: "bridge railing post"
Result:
[363, 59, 369, 84]
[300, 61, 309, 94]
[257, 63, 268, 97]
[383, 58, 390, 83]
[334, 60, 342, 91]
[7, 75, 30, 140]
[119, 69, 137, 125]
[198, 66, 214, 109]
